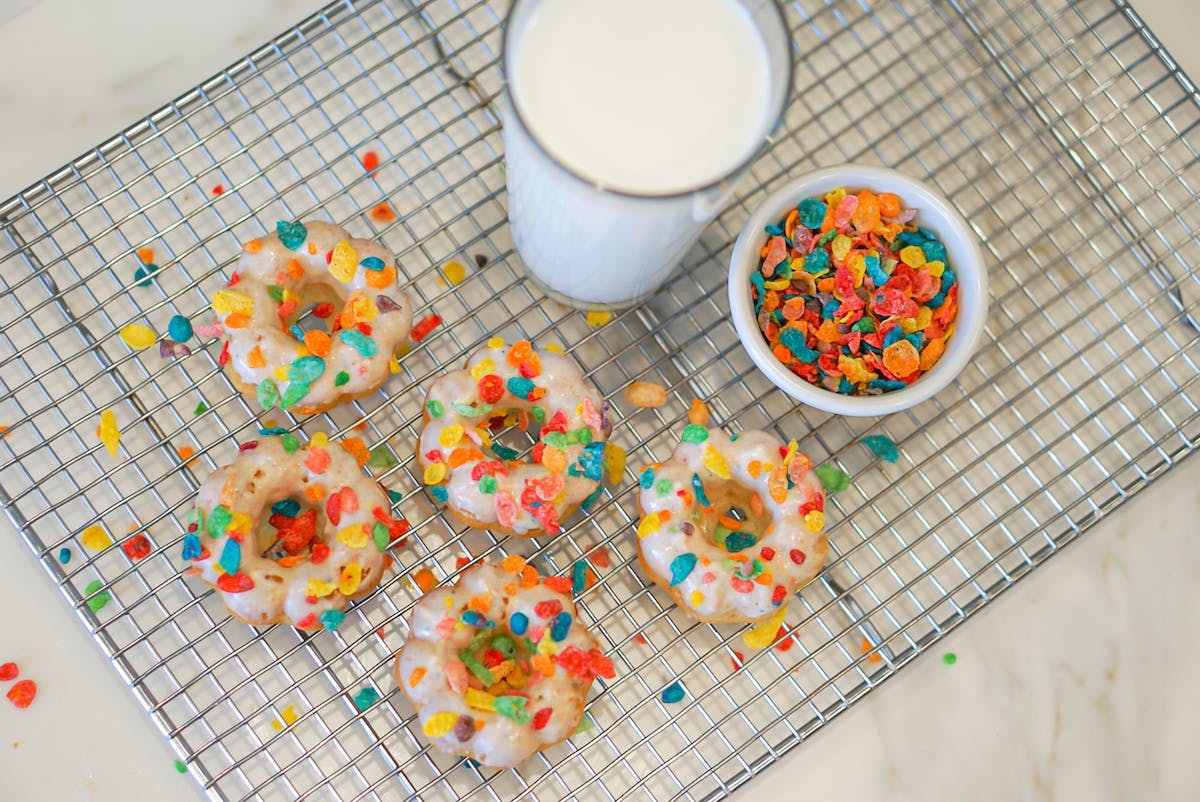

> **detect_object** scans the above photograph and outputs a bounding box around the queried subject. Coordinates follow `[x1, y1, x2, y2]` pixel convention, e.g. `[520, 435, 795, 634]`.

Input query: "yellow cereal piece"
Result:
[423, 463, 447, 485]
[281, 705, 298, 726]
[838, 355, 878, 385]
[586, 310, 612, 328]
[763, 279, 790, 290]
[211, 289, 254, 316]
[311, 432, 328, 448]
[388, 354, 401, 374]
[229, 511, 253, 536]
[486, 336, 505, 349]
[328, 241, 358, 282]
[603, 443, 627, 484]
[847, 252, 866, 287]
[442, 260, 468, 285]
[783, 439, 798, 468]
[824, 187, 846, 208]
[637, 512, 661, 538]
[306, 578, 336, 598]
[438, 424, 464, 448]
[408, 667, 427, 687]
[689, 590, 705, 608]
[831, 234, 852, 263]
[925, 260, 945, 278]
[743, 608, 787, 649]
[339, 563, 363, 595]
[422, 712, 458, 738]
[464, 688, 496, 711]
[469, 357, 495, 382]
[81, 524, 112, 551]
[97, 409, 120, 456]
[544, 343, 564, 354]
[804, 510, 825, 533]
[898, 317, 918, 335]
[273, 367, 288, 381]
[337, 524, 369, 549]
[899, 246, 926, 268]
[119, 324, 157, 350]
[702, 446, 731, 479]
[913, 306, 933, 331]
[341, 292, 379, 326]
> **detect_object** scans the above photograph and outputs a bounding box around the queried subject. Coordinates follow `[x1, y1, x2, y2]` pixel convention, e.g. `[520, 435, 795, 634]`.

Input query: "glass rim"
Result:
[499, 0, 796, 201]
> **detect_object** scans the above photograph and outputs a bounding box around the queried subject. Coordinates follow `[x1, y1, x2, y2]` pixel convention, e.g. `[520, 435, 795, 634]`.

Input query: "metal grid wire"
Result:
[1, 0, 1198, 799]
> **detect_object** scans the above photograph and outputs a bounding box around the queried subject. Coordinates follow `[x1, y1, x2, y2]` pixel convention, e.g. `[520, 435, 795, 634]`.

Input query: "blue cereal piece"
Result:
[779, 328, 817, 363]
[691, 473, 711, 507]
[167, 315, 193, 342]
[861, 434, 900, 463]
[797, 198, 827, 229]
[803, 248, 830, 275]
[668, 553, 697, 586]
[509, 611, 529, 636]
[338, 329, 378, 357]
[218, 538, 241, 575]
[639, 467, 655, 489]
[276, 220, 307, 250]
[550, 612, 572, 641]
[181, 534, 201, 561]
[506, 376, 535, 399]
[272, 498, 301, 517]
[319, 609, 346, 631]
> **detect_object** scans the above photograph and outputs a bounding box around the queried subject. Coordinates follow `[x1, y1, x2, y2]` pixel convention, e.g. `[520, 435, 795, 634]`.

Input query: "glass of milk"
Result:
[501, 0, 793, 310]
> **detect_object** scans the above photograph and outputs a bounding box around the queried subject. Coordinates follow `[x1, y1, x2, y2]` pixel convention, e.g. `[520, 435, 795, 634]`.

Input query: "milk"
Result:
[502, 0, 784, 308]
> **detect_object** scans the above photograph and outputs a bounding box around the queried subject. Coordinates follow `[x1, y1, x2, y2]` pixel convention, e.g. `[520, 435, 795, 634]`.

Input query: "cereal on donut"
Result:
[635, 426, 828, 623]
[181, 432, 409, 629]
[213, 220, 413, 414]
[395, 558, 614, 768]
[416, 339, 611, 537]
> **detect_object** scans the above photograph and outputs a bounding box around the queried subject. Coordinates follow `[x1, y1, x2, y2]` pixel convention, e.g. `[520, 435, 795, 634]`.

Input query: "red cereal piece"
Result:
[361, 151, 380, 173]
[0, 662, 17, 681]
[478, 374, 504, 404]
[541, 576, 571, 594]
[216, 572, 254, 593]
[590, 545, 610, 569]
[121, 534, 152, 560]
[411, 314, 442, 342]
[212, 184, 224, 195]
[531, 707, 553, 730]
[534, 599, 563, 619]
[6, 679, 36, 708]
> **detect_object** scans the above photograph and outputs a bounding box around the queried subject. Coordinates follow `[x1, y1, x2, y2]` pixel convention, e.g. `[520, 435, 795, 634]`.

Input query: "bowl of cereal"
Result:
[727, 164, 988, 417]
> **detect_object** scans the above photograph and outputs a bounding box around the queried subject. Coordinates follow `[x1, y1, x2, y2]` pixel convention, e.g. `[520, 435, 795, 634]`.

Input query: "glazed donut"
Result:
[416, 339, 611, 537]
[635, 427, 828, 623]
[395, 558, 614, 768]
[181, 433, 409, 629]
[213, 220, 413, 414]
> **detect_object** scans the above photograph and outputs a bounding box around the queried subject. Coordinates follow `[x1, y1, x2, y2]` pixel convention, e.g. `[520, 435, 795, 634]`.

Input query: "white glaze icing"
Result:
[184, 435, 403, 628]
[215, 220, 413, 411]
[416, 341, 610, 536]
[637, 427, 828, 621]
[396, 560, 612, 768]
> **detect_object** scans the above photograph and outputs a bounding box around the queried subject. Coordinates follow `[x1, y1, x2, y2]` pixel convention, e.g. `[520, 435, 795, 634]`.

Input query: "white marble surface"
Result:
[0, 1, 1198, 801]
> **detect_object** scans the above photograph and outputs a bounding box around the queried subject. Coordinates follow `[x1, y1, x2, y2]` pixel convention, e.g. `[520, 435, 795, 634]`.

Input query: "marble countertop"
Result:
[0, 1, 1197, 800]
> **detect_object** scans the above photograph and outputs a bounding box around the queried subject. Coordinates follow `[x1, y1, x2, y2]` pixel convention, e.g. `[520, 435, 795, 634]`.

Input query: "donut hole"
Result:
[281, 281, 345, 336]
[459, 624, 533, 693]
[693, 480, 773, 555]
[481, 408, 543, 462]
[258, 495, 327, 561]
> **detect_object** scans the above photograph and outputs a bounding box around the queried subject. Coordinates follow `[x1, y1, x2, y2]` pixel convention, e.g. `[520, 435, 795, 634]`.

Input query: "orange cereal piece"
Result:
[919, 338, 946, 371]
[304, 330, 332, 357]
[501, 554, 527, 574]
[370, 202, 395, 222]
[340, 437, 371, 467]
[687, 399, 709, 426]
[878, 193, 901, 217]
[506, 340, 534, 366]
[243, 240, 263, 254]
[882, 340, 920, 378]
[287, 259, 305, 280]
[136, 247, 155, 264]
[225, 313, 250, 329]
[852, 191, 881, 231]
[246, 346, 265, 368]
[365, 265, 396, 289]
[305, 485, 325, 501]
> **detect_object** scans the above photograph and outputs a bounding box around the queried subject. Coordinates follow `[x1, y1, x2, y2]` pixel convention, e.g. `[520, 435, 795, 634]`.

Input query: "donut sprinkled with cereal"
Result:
[416, 339, 611, 537]
[182, 432, 409, 629]
[635, 426, 828, 623]
[212, 220, 413, 414]
[395, 558, 614, 768]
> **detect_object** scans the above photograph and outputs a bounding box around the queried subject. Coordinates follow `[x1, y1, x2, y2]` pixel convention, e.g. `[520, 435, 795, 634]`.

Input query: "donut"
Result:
[635, 427, 828, 623]
[213, 220, 413, 415]
[394, 558, 615, 768]
[181, 432, 409, 629]
[416, 339, 612, 537]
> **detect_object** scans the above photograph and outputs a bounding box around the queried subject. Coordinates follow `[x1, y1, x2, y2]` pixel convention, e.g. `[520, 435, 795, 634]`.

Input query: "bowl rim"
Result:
[727, 163, 989, 417]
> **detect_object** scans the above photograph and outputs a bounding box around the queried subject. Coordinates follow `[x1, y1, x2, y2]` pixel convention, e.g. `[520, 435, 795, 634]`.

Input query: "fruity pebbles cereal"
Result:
[750, 187, 958, 395]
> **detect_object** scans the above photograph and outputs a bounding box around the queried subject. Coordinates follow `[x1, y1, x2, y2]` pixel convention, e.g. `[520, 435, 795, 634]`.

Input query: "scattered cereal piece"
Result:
[97, 409, 121, 456]
[58, 548, 70, 564]
[413, 567, 437, 593]
[361, 151, 380, 173]
[81, 525, 112, 551]
[136, 247, 155, 264]
[586, 310, 612, 328]
[6, 680, 36, 709]
[743, 608, 787, 649]
[84, 579, 111, 612]
[121, 534, 152, 560]
[175, 760, 188, 773]
[687, 399, 709, 426]
[814, 463, 850, 492]
[625, 381, 667, 408]
[370, 202, 395, 222]
[861, 434, 900, 463]
[861, 638, 883, 664]
[119, 324, 157, 350]
[411, 314, 442, 342]
[353, 687, 380, 711]
[943, 652, 957, 665]
[441, 260, 468, 285]
[0, 663, 17, 681]
[212, 184, 224, 196]
[661, 682, 685, 704]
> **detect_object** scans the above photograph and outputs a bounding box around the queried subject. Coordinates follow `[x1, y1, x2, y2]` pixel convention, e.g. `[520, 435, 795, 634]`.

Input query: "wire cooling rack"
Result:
[2, 0, 1199, 799]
